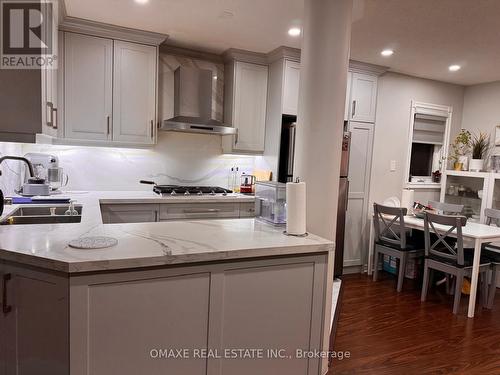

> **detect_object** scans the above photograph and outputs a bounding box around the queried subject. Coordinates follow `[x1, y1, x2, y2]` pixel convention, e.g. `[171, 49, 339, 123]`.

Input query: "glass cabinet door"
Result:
[490, 176, 500, 211]
[442, 172, 488, 222]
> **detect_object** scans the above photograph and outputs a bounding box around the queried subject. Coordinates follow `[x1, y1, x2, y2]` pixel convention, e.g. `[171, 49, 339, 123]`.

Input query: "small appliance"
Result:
[254, 181, 286, 225]
[239, 174, 255, 194]
[24, 153, 68, 194]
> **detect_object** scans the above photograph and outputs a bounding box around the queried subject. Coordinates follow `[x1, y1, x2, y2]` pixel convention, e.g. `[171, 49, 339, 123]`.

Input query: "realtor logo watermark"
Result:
[1, 0, 57, 69]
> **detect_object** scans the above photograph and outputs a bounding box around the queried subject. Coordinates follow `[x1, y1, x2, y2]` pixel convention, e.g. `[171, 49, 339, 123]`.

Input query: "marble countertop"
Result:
[0, 191, 332, 274]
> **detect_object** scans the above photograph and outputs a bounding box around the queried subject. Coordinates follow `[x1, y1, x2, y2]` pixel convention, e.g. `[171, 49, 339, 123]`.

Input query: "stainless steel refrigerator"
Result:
[335, 122, 351, 277]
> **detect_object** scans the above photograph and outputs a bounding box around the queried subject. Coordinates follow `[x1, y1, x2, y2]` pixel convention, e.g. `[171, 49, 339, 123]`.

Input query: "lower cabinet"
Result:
[100, 204, 160, 224]
[0, 263, 69, 375]
[1, 254, 327, 375]
[100, 202, 255, 224]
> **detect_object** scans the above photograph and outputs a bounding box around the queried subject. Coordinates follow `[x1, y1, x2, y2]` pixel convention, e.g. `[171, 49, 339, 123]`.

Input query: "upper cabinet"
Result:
[348, 73, 378, 123]
[224, 60, 268, 153]
[113, 41, 157, 144]
[64, 33, 113, 141]
[282, 60, 300, 116]
[63, 33, 157, 145]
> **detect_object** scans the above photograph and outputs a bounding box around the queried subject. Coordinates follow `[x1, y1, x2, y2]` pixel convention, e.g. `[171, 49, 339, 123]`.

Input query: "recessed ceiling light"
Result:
[381, 49, 394, 57]
[449, 65, 461, 72]
[213, 76, 218, 80]
[288, 27, 301, 37]
[134, 0, 149, 4]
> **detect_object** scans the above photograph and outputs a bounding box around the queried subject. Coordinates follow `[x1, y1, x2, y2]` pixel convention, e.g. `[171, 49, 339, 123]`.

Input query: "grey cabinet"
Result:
[159, 202, 240, 221]
[100, 204, 159, 224]
[223, 61, 268, 154]
[64, 33, 113, 141]
[0, 263, 68, 375]
[101, 202, 255, 224]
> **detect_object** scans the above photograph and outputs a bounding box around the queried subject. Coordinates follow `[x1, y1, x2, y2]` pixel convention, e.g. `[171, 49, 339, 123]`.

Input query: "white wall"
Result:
[461, 80, 500, 146]
[369, 72, 465, 207]
[0, 133, 265, 195]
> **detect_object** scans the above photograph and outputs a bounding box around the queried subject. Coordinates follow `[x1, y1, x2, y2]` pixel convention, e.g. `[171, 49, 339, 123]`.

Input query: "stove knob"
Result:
[184, 191, 190, 196]
[197, 191, 203, 195]
[170, 190, 177, 196]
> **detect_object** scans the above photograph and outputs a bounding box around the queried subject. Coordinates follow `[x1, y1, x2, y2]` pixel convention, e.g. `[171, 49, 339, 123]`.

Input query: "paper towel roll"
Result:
[401, 189, 415, 211]
[286, 181, 306, 235]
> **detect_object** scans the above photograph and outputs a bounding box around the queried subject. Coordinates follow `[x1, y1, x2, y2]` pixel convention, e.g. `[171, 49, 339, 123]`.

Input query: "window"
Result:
[405, 102, 452, 187]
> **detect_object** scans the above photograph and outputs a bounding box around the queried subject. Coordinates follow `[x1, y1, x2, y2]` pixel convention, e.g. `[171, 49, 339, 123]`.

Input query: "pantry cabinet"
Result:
[348, 72, 378, 123]
[282, 60, 300, 116]
[112, 41, 157, 144]
[64, 33, 113, 141]
[224, 61, 268, 154]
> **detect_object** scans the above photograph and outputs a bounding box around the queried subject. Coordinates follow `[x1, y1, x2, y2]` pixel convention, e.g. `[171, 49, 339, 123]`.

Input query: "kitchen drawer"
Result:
[239, 202, 256, 218]
[159, 203, 239, 221]
[101, 204, 159, 224]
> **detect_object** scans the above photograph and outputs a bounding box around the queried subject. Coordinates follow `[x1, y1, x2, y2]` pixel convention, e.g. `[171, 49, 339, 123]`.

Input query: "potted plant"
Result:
[469, 132, 491, 172]
[449, 129, 471, 171]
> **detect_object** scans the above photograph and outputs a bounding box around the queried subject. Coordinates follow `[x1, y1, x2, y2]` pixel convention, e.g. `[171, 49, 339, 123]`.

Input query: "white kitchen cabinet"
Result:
[349, 73, 378, 123]
[224, 61, 268, 153]
[113, 41, 157, 144]
[100, 204, 159, 224]
[282, 60, 300, 116]
[64, 33, 113, 141]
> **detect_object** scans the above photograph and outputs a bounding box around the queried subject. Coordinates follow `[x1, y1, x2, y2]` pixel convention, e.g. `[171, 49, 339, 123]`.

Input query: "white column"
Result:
[293, 2, 352, 373]
[294, 0, 352, 241]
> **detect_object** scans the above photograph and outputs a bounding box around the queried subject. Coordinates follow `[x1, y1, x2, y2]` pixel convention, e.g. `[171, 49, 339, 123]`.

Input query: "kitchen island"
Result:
[0, 192, 334, 375]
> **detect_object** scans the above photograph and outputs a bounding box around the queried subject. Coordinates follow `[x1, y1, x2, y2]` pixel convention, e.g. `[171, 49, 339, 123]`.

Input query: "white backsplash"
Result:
[0, 133, 268, 196]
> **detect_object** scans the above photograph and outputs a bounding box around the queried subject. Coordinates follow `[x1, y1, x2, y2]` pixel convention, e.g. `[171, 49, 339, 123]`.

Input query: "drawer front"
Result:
[239, 202, 256, 218]
[101, 204, 159, 224]
[159, 203, 239, 221]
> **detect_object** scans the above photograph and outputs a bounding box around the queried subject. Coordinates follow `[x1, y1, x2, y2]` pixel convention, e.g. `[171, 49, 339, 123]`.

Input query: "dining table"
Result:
[368, 215, 500, 318]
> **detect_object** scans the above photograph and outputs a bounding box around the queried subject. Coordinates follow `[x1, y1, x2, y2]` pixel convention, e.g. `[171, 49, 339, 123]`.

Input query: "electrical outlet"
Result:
[390, 160, 396, 172]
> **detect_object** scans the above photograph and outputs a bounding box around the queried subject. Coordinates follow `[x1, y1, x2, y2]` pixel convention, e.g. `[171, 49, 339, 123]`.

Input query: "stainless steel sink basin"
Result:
[1, 205, 83, 225]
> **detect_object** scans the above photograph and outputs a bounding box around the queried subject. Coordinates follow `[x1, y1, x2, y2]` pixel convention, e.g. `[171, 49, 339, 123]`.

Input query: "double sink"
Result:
[0, 205, 83, 225]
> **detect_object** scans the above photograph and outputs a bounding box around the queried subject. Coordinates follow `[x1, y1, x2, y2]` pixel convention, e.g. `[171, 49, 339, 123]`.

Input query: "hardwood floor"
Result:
[328, 273, 500, 374]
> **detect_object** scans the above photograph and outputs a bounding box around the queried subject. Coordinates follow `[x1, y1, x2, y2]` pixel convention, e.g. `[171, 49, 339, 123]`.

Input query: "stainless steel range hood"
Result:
[160, 66, 237, 135]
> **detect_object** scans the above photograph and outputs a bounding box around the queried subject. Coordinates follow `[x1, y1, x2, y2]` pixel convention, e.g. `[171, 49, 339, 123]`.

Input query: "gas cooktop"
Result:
[153, 185, 232, 196]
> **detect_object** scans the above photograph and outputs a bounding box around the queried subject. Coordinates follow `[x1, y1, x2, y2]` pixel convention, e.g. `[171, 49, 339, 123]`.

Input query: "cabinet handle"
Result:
[52, 107, 58, 129]
[107, 116, 111, 136]
[46, 101, 54, 127]
[235, 132, 239, 145]
[2, 273, 12, 314]
[151, 120, 154, 140]
[154, 210, 158, 222]
[352, 100, 356, 117]
[183, 208, 221, 214]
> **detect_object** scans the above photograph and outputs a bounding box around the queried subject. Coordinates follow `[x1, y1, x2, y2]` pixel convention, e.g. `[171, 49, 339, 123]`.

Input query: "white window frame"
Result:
[404, 101, 453, 189]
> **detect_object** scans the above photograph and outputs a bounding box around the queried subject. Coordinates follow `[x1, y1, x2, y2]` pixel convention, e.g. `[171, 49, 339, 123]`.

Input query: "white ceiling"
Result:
[64, 0, 500, 86]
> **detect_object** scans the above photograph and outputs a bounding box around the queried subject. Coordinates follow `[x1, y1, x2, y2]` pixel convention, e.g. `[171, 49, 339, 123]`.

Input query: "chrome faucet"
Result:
[65, 200, 78, 216]
[0, 156, 35, 177]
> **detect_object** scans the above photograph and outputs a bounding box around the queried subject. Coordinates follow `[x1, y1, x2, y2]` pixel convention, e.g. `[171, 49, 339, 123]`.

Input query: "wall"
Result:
[0, 133, 264, 195]
[461, 80, 500, 148]
[369, 72, 465, 206]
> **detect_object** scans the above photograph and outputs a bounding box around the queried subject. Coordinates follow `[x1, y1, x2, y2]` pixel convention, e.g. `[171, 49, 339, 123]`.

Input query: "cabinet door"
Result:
[282, 60, 300, 116]
[64, 33, 113, 140]
[349, 73, 377, 123]
[344, 122, 374, 267]
[113, 41, 157, 144]
[344, 71, 352, 121]
[1, 265, 68, 375]
[100, 204, 159, 224]
[233, 62, 268, 152]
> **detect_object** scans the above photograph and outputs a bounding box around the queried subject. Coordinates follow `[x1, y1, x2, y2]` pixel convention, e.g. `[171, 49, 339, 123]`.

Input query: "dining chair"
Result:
[428, 200, 464, 215]
[373, 203, 425, 292]
[482, 208, 500, 309]
[421, 212, 491, 314]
